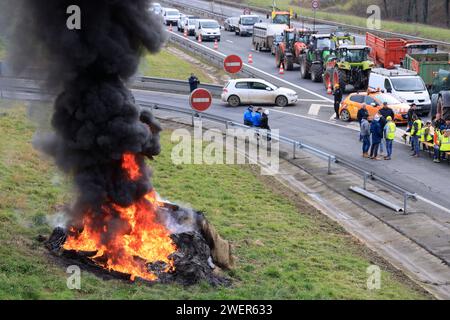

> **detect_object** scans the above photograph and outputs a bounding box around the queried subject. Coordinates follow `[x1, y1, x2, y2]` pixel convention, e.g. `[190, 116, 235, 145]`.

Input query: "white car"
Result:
[162, 8, 180, 26]
[149, 3, 162, 15]
[221, 79, 298, 107]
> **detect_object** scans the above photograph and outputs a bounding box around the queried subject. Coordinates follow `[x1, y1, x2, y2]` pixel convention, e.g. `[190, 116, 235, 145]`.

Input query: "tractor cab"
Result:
[271, 11, 291, 26]
[431, 69, 450, 95]
[335, 45, 371, 63]
[331, 33, 356, 47]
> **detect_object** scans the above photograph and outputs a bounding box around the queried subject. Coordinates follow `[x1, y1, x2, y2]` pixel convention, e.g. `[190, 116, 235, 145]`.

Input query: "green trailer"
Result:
[403, 53, 450, 88]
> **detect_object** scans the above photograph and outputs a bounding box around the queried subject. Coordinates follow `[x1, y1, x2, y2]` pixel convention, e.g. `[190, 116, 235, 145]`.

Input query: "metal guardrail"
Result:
[164, 0, 450, 48]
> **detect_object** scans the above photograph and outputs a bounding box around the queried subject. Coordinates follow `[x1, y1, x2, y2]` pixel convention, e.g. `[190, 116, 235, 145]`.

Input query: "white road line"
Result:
[308, 104, 333, 116]
[226, 40, 233, 43]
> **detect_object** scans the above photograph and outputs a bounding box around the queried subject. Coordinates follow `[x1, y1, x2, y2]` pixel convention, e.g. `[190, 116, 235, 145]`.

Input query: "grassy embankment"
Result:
[235, 0, 450, 42]
[139, 46, 211, 82]
[0, 100, 430, 299]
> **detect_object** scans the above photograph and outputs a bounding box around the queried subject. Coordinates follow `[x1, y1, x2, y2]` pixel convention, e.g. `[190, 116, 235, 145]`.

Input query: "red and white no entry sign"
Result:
[190, 88, 212, 112]
[223, 54, 243, 74]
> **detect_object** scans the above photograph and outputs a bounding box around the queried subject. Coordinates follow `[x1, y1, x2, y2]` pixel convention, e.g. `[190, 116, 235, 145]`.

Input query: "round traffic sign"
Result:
[223, 54, 243, 74]
[243, 8, 251, 15]
[312, 0, 320, 10]
[190, 88, 212, 112]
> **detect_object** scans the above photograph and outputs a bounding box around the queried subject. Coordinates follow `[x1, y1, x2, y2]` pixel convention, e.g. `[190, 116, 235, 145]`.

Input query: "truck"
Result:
[403, 52, 450, 89]
[275, 29, 315, 71]
[235, 15, 260, 36]
[252, 11, 291, 52]
[431, 69, 450, 120]
[366, 32, 438, 68]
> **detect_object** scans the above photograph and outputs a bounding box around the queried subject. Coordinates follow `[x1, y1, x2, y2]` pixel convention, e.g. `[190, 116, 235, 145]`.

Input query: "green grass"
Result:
[0, 101, 430, 299]
[139, 47, 211, 82]
[235, 0, 450, 43]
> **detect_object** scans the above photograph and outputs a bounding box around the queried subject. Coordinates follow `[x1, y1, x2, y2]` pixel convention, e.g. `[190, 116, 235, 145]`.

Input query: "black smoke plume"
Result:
[1, 0, 166, 227]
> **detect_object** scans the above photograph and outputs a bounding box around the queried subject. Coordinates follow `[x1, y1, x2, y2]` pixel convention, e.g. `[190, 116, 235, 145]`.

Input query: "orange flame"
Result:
[122, 153, 141, 181]
[63, 154, 176, 281]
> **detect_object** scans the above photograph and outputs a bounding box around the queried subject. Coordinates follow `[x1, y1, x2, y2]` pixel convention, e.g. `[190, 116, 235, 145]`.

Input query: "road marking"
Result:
[226, 40, 233, 43]
[308, 104, 333, 116]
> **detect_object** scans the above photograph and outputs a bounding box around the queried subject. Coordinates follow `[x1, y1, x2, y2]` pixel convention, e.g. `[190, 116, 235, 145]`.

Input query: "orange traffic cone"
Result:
[184, 28, 188, 38]
[327, 82, 333, 95]
[198, 34, 202, 43]
[214, 39, 219, 50]
[169, 24, 173, 32]
[248, 53, 253, 64]
[279, 63, 284, 75]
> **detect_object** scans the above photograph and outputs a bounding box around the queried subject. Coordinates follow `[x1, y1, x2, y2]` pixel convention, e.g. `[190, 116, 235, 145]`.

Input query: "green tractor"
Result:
[323, 45, 374, 92]
[431, 69, 450, 120]
[299, 34, 335, 82]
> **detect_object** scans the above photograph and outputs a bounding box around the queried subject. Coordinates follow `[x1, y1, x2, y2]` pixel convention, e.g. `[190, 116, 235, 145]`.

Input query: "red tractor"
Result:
[275, 29, 315, 71]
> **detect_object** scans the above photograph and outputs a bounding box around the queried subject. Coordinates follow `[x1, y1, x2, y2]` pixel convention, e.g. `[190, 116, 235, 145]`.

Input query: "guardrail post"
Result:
[403, 193, 408, 215]
[191, 112, 195, 127]
[363, 172, 368, 190]
[327, 156, 332, 175]
[293, 142, 297, 159]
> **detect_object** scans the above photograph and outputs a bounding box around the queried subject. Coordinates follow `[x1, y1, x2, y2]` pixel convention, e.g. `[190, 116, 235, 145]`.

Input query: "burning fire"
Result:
[63, 154, 176, 281]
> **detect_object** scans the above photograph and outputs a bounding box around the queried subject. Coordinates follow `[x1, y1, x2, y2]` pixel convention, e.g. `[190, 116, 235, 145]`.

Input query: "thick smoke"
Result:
[1, 0, 166, 226]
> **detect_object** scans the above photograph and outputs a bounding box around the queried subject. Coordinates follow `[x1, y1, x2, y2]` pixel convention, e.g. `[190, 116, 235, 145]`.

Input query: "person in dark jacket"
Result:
[406, 104, 418, 130]
[260, 109, 271, 141]
[378, 102, 395, 156]
[357, 104, 369, 141]
[260, 110, 270, 130]
[253, 108, 262, 127]
[188, 73, 200, 92]
[333, 84, 343, 120]
[370, 114, 383, 160]
[243, 106, 254, 126]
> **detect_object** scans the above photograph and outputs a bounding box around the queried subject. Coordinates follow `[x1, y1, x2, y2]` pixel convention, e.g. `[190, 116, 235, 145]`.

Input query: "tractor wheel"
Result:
[285, 57, 294, 71]
[333, 68, 347, 93]
[439, 96, 450, 120]
[300, 57, 310, 79]
[310, 64, 323, 83]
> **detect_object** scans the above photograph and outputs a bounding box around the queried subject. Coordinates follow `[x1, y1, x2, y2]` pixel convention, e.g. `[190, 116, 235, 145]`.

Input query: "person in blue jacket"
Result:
[243, 106, 254, 126]
[252, 107, 263, 128]
[370, 114, 383, 160]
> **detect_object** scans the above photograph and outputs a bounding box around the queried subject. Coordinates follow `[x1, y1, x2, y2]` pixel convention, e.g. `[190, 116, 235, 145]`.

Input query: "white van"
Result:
[195, 19, 221, 41]
[368, 68, 431, 116]
[235, 15, 260, 36]
[162, 8, 180, 26]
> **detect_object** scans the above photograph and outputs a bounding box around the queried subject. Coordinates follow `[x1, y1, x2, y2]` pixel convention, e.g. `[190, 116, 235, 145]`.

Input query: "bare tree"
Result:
[383, 0, 389, 18]
[446, 0, 450, 27]
[422, 0, 429, 23]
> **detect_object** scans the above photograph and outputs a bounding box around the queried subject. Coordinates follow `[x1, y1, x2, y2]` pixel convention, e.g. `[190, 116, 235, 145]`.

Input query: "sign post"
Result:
[311, 0, 320, 32]
[189, 88, 212, 112]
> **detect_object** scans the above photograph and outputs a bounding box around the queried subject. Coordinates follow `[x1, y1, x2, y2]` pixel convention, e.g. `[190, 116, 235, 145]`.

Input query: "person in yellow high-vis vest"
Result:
[410, 115, 423, 157]
[420, 122, 433, 143]
[435, 130, 450, 163]
[384, 116, 396, 160]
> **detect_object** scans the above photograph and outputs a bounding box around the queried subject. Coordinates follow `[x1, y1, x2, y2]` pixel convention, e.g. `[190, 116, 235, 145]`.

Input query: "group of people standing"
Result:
[243, 106, 270, 130]
[358, 102, 397, 160]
